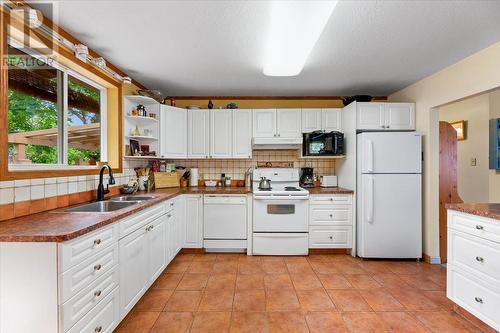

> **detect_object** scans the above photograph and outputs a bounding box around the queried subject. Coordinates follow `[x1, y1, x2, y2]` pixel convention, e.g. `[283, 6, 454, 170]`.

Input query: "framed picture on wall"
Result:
[450, 120, 466, 141]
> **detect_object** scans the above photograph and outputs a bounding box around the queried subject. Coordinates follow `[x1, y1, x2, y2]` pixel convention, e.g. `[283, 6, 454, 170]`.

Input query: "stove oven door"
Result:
[253, 196, 309, 232]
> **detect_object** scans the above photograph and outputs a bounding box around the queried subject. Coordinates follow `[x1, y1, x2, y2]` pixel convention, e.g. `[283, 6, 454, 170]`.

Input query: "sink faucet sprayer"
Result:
[97, 164, 115, 201]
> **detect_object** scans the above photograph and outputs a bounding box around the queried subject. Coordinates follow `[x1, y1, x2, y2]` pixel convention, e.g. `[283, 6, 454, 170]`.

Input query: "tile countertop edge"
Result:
[0, 186, 353, 243]
[446, 203, 500, 221]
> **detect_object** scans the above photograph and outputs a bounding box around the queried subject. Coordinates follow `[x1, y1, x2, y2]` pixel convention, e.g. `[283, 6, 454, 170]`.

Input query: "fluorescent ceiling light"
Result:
[263, 0, 337, 77]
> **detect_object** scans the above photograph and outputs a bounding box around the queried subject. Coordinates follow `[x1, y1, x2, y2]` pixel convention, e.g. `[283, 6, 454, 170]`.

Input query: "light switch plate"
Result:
[471, 158, 477, 166]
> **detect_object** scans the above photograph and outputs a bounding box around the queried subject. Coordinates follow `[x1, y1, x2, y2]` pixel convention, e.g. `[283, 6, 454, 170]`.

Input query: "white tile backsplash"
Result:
[14, 186, 30, 202]
[57, 182, 68, 195]
[30, 178, 45, 186]
[0, 188, 14, 204]
[45, 184, 57, 198]
[0, 181, 14, 189]
[14, 179, 31, 187]
[68, 182, 78, 194]
[30, 185, 45, 200]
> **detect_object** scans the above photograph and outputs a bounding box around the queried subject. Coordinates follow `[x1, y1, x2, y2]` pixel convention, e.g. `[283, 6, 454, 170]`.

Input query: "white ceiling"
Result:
[35, 0, 500, 96]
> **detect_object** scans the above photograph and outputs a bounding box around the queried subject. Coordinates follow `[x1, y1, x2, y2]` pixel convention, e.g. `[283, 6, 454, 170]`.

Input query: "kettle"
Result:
[258, 177, 271, 190]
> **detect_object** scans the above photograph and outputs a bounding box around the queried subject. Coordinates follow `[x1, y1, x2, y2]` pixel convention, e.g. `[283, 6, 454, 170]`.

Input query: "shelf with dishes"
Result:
[125, 115, 158, 124]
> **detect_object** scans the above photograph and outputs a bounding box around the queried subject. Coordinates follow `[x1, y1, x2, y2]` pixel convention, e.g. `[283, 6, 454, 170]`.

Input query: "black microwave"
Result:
[302, 131, 344, 156]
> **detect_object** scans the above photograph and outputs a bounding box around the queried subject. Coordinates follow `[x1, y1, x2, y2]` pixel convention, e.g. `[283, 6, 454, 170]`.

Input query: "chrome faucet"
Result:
[96, 164, 115, 201]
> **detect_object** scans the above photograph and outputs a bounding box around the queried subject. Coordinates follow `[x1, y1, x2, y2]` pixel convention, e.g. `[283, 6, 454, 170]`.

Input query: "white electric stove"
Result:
[252, 168, 309, 255]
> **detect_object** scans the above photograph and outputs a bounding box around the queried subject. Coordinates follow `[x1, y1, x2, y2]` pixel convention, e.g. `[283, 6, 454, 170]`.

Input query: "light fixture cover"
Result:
[263, 0, 337, 76]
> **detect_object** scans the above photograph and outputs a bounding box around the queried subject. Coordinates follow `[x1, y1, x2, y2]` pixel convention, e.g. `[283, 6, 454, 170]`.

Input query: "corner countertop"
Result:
[0, 185, 354, 243]
[446, 203, 500, 221]
[0, 187, 251, 243]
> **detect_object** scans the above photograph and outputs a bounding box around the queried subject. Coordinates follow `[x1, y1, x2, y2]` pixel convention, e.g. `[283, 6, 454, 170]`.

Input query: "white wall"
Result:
[388, 41, 500, 261]
[439, 94, 490, 203]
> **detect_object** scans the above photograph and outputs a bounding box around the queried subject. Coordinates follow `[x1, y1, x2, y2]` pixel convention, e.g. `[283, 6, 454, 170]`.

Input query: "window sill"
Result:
[9, 164, 100, 171]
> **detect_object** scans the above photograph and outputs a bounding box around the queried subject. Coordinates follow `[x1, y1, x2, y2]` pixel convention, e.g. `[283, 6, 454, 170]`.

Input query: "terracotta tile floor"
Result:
[115, 254, 486, 333]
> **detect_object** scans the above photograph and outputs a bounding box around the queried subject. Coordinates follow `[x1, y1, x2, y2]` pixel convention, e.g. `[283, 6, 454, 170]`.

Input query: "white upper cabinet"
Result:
[232, 109, 252, 159]
[187, 109, 210, 158]
[160, 105, 187, 159]
[277, 109, 301, 138]
[357, 103, 385, 130]
[356, 102, 415, 131]
[210, 109, 232, 158]
[384, 103, 415, 130]
[323, 108, 342, 132]
[302, 109, 322, 133]
[253, 109, 277, 138]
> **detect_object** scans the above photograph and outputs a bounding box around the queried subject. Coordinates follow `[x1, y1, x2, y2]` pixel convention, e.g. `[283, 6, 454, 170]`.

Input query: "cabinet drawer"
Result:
[310, 195, 352, 205]
[60, 243, 118, 303]
[309, 226, 352, 248]
[448, 211, 500, 243]
[120, 203, 165, 238]
[61, 265, 119, 332]
[449, 230, 500, 285]
[310, 205, 351, 226]
[67, 286, 120, 333]
[448, 267, 500, 331]
[60, 224, 118, 273]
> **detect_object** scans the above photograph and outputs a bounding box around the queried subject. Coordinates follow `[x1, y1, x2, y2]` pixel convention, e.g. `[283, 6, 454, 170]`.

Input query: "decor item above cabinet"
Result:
[302, 108, 341, 133]
[253, 109, 302, 147]
[160, 105, 187, 159]
[356, 102, 415, 131]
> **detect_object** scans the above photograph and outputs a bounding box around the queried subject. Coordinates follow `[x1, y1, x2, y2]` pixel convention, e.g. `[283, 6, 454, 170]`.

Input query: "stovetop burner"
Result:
[284, 187, 301, 191]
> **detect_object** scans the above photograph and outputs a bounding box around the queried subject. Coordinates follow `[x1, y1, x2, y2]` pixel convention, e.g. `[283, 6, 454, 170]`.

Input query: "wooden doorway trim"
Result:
[439, 121, 463, 263]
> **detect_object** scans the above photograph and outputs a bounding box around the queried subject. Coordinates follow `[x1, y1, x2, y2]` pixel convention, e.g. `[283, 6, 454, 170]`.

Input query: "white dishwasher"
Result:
[203, 195, 247, 252]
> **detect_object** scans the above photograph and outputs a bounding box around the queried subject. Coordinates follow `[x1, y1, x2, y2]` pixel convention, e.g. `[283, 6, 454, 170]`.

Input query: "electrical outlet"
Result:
[471, 158, 477, 166]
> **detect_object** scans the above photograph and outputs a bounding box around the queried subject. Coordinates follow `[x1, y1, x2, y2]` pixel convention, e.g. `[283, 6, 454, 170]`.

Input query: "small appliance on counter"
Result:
[299, 167, 315, 188]
[302, 131, 344, 156]
[320, 175, 338, 187]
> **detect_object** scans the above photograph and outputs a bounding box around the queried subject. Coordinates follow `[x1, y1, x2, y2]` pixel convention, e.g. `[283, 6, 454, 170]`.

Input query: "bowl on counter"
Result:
[205, 180, 217, 187]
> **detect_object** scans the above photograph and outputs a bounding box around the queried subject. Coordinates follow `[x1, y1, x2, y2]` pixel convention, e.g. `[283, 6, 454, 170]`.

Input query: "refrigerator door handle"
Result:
[366, 139, 374, 173]
[366, 176, 374, 223]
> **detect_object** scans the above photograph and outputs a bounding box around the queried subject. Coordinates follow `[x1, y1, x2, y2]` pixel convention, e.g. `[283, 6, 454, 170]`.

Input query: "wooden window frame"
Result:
[0, 8, 128, 180]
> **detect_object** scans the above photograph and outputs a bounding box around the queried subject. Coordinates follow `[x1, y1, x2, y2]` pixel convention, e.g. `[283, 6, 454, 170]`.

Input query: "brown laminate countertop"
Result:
[446, 203, 500, 221]
[305, 187, 354, 195]
[0, 187, 252, 243]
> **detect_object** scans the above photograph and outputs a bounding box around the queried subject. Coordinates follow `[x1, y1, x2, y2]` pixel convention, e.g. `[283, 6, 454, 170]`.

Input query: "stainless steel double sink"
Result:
[64, 195, 156, 213]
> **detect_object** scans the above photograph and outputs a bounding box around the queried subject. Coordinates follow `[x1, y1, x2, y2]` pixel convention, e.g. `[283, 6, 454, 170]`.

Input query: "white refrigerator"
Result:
[357, 132, 422, 258]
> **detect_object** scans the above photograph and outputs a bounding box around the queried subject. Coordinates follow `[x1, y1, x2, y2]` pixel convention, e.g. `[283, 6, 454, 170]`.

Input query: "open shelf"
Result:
[126, 135, 158, 141]
[124, 95, 160, 105]
[124, 155, 162, 160]
[125, 115, 158, 124]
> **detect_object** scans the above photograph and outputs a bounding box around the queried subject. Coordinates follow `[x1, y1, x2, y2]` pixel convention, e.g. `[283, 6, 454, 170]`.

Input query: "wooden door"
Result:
[439, 121, 463, 263]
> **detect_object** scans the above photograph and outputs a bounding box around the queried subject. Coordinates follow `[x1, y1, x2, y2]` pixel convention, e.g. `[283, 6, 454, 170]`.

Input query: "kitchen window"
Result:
[6, 42, 107, 170]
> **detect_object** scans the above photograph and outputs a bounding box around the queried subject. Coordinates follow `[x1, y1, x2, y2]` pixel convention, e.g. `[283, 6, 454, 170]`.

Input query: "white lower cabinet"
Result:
[309, 194, 354, 249]
[447, 210, 500, 331]
[184, 195, 203, 248]
[119, 224, 149, 317]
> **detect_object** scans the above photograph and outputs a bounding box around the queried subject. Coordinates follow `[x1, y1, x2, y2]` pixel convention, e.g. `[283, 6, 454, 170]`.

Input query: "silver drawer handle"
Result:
[329, 214, 333, 218]
[93, 264, 102, 271]
[94, 290, 102, 297]
[476, 225, 484, 230]
[95, 326, 102, 333]
[476, 256, 484, 263]
[94, 239, 101, 246]
[329, 236, 333, 240]
[167, 214, 172, 218]
[475, 297, 483, 304]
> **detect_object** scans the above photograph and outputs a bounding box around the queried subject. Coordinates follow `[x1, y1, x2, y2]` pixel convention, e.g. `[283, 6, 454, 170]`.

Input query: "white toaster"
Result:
[320, 175, 338, 187]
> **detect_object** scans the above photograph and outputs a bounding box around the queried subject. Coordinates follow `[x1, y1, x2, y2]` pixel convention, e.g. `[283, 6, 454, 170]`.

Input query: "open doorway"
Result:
[438, 88, 500, 262]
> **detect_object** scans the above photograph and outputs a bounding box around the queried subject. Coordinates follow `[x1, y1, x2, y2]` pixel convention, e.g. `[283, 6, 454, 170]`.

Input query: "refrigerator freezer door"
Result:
[357, 173, 422, 258]
[358, 132, 422, 174]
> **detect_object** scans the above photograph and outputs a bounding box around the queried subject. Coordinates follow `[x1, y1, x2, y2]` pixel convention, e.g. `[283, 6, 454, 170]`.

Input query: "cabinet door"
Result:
[188, 109, 209, 158]
[277, 109, 301, 138]
[385, 103, 415, 130]
[322, 108, 342, 132]
[160, 105, 187, 158]
[148, 217, 166, 284]
[175, 196, 185, 255]
[183, 195, 203, 248]
[165, 209, 175, 264]
[210, 109, 232, 158]
[233, 109, 252, 159]
[302, 109, 322, 133]
[253, 109, 276, 138]
[119, 226, 149, 317]
[357, 103, 385, 130]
